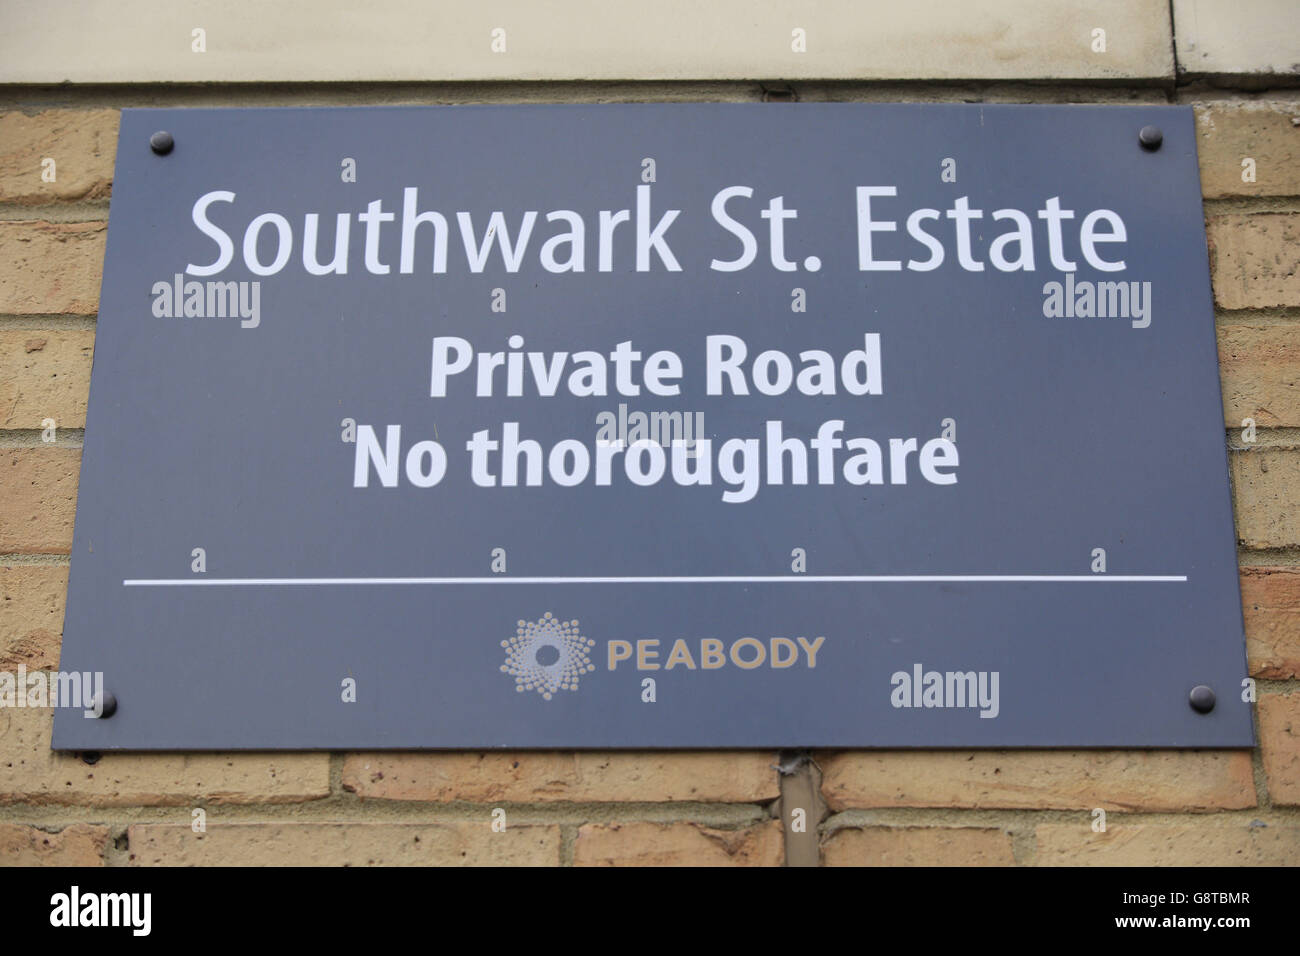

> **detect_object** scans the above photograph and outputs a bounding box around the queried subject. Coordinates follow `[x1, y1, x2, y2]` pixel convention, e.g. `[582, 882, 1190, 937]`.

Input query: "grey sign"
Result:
[53, 104, 1251, 749]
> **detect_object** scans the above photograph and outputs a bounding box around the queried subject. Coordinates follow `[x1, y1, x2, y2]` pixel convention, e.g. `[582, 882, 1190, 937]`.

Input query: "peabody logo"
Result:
[500, 612, 596, 700]
[502, 613, 827, 700]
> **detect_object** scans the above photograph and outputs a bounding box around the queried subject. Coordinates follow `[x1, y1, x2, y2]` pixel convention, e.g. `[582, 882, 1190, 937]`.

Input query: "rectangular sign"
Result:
[54, 104, 1251, 749]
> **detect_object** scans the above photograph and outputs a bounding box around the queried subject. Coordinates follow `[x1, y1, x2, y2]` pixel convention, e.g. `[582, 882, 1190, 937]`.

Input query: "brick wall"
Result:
[0, 2, 1297, 866]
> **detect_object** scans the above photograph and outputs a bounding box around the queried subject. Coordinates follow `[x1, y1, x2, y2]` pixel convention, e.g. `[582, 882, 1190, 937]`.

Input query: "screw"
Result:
[1138, 125, 1162, 151]
[149, 131, 174, 155]
[91, 691, 117, 718]
[1189, 685, 1216, 714]
[81, 751, 101, 766]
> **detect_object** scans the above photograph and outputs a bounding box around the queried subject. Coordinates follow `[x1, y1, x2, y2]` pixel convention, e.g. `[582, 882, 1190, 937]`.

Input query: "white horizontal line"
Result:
[123, 574, 1188, 586]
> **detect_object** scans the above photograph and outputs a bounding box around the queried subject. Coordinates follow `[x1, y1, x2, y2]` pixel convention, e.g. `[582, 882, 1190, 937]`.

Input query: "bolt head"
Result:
[1138, 125, 1163, 150]
[91, 691, 117, 718]
[1189, 684, 1216, 714]
[149, 130, 174, 155]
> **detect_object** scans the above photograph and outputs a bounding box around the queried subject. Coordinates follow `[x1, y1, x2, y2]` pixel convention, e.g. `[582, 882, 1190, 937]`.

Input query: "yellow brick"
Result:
[1207, 214, 1300, 311]
[1196, 102, 1300, 199]
[573, 820, 783, 866]
[1034, 823, 1299, 865]
[0, 823, 108, 865]
[818, 750, 1255, 811]
[127, 822, 560, 866]
[0, 448, 80, 554]
[0, 330, 94, 429]
[0, 221, 105, 315]
[0, 110, 118, 205]
[1259, 692, 1300, 806]
[1231, 449, 1300, 550]
[823, 826, 1015, 866]
[1241, 568, 1300, 679]
[0, 564, 67, 670]
[341, 751, 778, 803]
[1218, 325, 1300, 428]
[0, 706, 329, 806]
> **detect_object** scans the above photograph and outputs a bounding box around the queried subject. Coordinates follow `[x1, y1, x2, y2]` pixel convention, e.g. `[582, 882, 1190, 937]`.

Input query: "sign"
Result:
[53, 104, 1251, 749]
